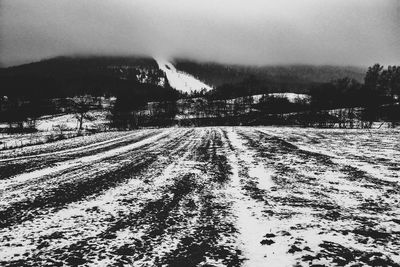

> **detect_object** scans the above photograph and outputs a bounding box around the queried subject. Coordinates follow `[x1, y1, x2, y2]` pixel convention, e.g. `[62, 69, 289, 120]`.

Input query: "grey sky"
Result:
[1, 0, 399, 67]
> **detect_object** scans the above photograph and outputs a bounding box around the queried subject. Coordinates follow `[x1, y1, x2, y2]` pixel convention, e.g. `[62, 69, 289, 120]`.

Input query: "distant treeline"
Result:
[174, 59, 366, 93]
[0, 57, 399, 130]
[133, 63, 399, 128]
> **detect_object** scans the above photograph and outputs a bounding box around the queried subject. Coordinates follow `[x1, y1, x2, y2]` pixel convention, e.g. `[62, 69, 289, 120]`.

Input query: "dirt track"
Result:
[0, 127, 399, 266]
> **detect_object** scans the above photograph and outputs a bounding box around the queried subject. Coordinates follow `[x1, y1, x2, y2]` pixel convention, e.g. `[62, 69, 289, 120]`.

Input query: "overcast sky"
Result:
[1, 0, 399, 67]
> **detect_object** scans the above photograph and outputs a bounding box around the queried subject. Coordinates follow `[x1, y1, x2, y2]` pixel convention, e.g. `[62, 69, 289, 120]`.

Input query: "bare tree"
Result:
[72, 96, 94, 132]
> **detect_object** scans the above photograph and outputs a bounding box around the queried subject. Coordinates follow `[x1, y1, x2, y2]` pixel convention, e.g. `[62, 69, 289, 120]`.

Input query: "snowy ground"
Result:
[0, 127, 399, 266]
[36, 111, 109, 132]
[0, 111, 109, 150]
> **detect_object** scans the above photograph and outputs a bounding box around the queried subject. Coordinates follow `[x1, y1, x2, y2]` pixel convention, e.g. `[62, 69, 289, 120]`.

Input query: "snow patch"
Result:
[249, 164, 275, 190]
[155, 58, 212, 93]
[268, 93, 310, 103]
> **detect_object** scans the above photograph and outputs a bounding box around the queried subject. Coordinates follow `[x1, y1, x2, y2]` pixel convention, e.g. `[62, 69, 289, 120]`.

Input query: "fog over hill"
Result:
[1, 0, 399, 67]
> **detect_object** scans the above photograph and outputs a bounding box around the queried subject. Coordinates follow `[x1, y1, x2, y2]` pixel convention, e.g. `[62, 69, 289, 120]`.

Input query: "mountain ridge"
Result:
[1, 56, 367, 98]
[173, 59, 366, 87]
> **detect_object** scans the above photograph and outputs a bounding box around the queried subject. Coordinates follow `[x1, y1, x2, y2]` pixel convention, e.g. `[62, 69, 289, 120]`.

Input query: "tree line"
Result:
[1, 63, 399, 131]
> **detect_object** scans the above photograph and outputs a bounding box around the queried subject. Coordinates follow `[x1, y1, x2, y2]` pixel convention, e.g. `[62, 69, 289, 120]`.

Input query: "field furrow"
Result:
[0, 127, 399, 267]
[0, 129, 162, 180]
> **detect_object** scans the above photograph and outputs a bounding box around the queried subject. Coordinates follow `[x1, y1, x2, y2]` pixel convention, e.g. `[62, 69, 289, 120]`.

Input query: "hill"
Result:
[174, 59, 366, 95]
[0, 56, 177, 101]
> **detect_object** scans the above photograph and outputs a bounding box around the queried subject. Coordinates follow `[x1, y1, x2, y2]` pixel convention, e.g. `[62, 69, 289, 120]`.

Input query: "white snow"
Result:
[224, 133, 294, 267]
[155, 58, 213, 93]
[267, 93, 310, 103]
[36, 111, 109, 132]
[249, 164, 275, 190]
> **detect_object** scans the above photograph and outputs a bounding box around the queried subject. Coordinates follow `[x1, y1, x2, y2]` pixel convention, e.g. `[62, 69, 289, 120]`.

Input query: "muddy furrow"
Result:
[0, 130, 161, 180]
[0, 131, 138, 159]
[233, 127, 400, 266]
[42, 128, 245, 267]
[0, 130, 193, 213]
[0, 129, 202, 266]
[61, 128, 243, 267]
[0, 155, 154, 228]
[1, 127, 399, 267]
[249, 129, 399, 189]
[258, 127, 400, 182]
[158, 129, 243, 267]
[0, 130, 177, 192]
[238, 128, 399, 215]
[0, 130, 191, 228]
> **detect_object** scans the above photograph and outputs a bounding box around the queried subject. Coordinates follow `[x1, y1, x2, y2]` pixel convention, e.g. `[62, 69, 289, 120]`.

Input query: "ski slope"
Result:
[155, 58, 213, 93]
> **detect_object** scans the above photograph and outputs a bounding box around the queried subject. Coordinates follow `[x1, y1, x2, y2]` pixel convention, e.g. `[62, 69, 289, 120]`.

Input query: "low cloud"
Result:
[1, 0, 399, 67]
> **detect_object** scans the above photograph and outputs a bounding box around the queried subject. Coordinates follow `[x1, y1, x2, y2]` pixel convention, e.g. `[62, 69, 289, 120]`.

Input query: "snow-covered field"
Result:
[0, 127, 399, 266]
[0, 111, 109, 150]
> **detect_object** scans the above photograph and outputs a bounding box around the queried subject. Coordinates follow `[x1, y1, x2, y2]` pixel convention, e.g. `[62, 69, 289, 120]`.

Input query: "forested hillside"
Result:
[0, 56, 177, 100]
[1, 57, 398, 131]
[174, 59, 366, 96]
